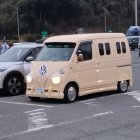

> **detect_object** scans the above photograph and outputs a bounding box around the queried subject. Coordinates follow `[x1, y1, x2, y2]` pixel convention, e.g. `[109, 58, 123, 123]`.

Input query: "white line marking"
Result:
[28, 125, 53, 132]
[1, 90, 140, 139]
[0, 95, 25, 100]
[133, 63, 140, 66]
[28, 111, 49, 130]
[132, 106, 140, 108]
[79, 98, 97, 103]
[58, 111, 114, 126]
[0, 111, 113, 139]
[92, 111, 114, 117]
[0, 125, 54, 139]
[84, 102, 97, 106]
[0, 100, 54, 108]
[123, 90, 140, 103]
[84, 102, 94, 105]
[24, 109, 45, 114]
[124, 90, 140, 95]
[132, 55, 139, 58]
[134, 59, 140, 62]
[77, 90, 140, 105]
[133, 95, 140, 102]
[29, 112, 46, 116]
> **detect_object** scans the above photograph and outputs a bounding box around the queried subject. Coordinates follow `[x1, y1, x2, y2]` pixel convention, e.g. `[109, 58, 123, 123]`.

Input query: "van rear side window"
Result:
[98, 43, 111, 56]
[116, 42, 121, 54]
[121, 42, 126, 53]
[116, 42, 126, 54]
[105, 43, 110, 55]
[98, 43, 104, 55]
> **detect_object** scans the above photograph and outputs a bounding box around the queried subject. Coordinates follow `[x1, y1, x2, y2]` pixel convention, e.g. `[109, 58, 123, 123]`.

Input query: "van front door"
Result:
[74, 41, 97, 96]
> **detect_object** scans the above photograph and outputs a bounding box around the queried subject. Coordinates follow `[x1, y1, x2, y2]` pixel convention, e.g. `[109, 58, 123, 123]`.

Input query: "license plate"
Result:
[35, 88, 44, 94]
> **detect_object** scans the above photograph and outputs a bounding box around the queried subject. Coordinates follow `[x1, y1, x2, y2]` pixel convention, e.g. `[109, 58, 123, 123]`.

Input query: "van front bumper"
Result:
[26, 88, 64, 99]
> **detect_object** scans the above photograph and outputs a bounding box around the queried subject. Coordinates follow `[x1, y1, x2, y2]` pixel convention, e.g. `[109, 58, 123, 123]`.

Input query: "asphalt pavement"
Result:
[0, 50, 140, 140]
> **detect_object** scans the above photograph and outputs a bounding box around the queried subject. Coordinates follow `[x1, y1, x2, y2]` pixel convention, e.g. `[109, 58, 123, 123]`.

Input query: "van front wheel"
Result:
[117, 80, 128, 93]
[64, 84, 77, 103]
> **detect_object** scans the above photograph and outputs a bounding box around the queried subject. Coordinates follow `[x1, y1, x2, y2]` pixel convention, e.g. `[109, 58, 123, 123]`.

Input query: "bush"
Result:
[10, 34, 18, 40]
[19, 34, 36, 42]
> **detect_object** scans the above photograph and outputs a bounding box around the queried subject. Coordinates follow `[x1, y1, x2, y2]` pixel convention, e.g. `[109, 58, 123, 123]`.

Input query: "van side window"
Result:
[78, 43, 92, 61]
[121, 42, 126, 53]
[98, 43, 104, 56]
[105, 43, 110, 55]
[116, 42, 121, 54]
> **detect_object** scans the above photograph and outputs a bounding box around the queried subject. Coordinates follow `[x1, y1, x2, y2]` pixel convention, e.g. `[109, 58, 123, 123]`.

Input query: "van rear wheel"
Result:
[64, 84, 77, 103]
[117, 80, 128, 93]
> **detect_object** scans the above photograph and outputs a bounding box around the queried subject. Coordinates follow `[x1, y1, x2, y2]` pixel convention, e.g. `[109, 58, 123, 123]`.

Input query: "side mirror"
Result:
[77, 53, 84, 62]
[26, 56, 34, 62]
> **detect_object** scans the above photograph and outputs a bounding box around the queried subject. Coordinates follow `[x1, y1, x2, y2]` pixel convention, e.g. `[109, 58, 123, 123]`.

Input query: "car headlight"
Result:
[26, 75, 32, 83]
[0, 68, 7, 72]
[52, 76, 61, 85]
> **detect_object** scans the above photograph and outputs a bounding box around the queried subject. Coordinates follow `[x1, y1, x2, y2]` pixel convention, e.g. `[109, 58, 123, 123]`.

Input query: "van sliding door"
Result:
[96, 40, 117, 88]
[74, 41, 97, 95]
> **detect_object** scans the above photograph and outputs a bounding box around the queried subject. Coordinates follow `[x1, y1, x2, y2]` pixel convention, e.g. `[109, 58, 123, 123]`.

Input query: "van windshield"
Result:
[36, 43, 76, 61]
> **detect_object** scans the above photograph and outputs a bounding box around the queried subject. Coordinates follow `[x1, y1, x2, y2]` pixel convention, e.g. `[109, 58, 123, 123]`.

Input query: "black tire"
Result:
[117, 80, 128, 93]
[4, 75, 25, 95]
[131, 47, 135, 51]
[28, 97, 40, 101]
[64, 84, 78, 103]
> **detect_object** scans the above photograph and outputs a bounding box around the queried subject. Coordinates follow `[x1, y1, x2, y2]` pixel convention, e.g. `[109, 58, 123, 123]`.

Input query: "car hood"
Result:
[0, 62, 23, 68]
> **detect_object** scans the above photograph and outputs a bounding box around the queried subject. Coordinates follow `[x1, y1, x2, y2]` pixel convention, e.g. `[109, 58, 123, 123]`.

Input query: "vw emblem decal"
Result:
[39, 65, 47, 76]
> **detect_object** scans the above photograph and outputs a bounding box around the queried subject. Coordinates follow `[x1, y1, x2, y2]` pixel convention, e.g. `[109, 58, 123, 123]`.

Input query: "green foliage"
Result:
[19, 34, 36, 42]
[7, 34, 18, 41]
[0, 0, 139, 37]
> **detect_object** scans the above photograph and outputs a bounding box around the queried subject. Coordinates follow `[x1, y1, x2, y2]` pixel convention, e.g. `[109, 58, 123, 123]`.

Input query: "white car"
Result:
[0, 42, 43, 95]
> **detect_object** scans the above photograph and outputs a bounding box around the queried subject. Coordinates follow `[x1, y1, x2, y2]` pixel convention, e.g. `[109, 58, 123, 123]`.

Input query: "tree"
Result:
[0, 0, 139, 37]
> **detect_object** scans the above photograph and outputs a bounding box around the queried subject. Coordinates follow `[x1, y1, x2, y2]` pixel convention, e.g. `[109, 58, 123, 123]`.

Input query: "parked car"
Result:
[138, 42, 140, 57]
[0, 42, 43, 95]
[126, 26, 140, 51]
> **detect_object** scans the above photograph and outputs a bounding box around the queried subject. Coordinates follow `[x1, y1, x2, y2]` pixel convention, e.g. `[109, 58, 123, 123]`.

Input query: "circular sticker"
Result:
[39, 65, 47, 76]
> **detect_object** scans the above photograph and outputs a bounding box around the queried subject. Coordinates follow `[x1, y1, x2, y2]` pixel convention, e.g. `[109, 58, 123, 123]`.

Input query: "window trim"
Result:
[77, 41, 92, 61]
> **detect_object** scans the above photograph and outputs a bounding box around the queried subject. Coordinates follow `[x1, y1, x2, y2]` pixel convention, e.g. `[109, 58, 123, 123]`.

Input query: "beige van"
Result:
[26, 33, 132, 103]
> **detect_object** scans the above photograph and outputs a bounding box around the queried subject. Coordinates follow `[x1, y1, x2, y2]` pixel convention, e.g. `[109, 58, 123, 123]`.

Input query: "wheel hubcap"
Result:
[68, 86, 76, 101]
[8, 78, 21, 95]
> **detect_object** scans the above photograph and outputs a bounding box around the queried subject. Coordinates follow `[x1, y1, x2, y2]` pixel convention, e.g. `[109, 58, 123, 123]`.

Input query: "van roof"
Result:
[44, 33, 126, 43]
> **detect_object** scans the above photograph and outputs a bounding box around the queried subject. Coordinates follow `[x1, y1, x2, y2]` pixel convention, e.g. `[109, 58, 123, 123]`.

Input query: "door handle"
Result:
[96, 61, 100, 66]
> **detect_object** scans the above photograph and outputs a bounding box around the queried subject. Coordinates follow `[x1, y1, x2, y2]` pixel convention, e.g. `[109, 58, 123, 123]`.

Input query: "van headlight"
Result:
[52, 76, 61, 85]
[26, 75, 32, 83]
